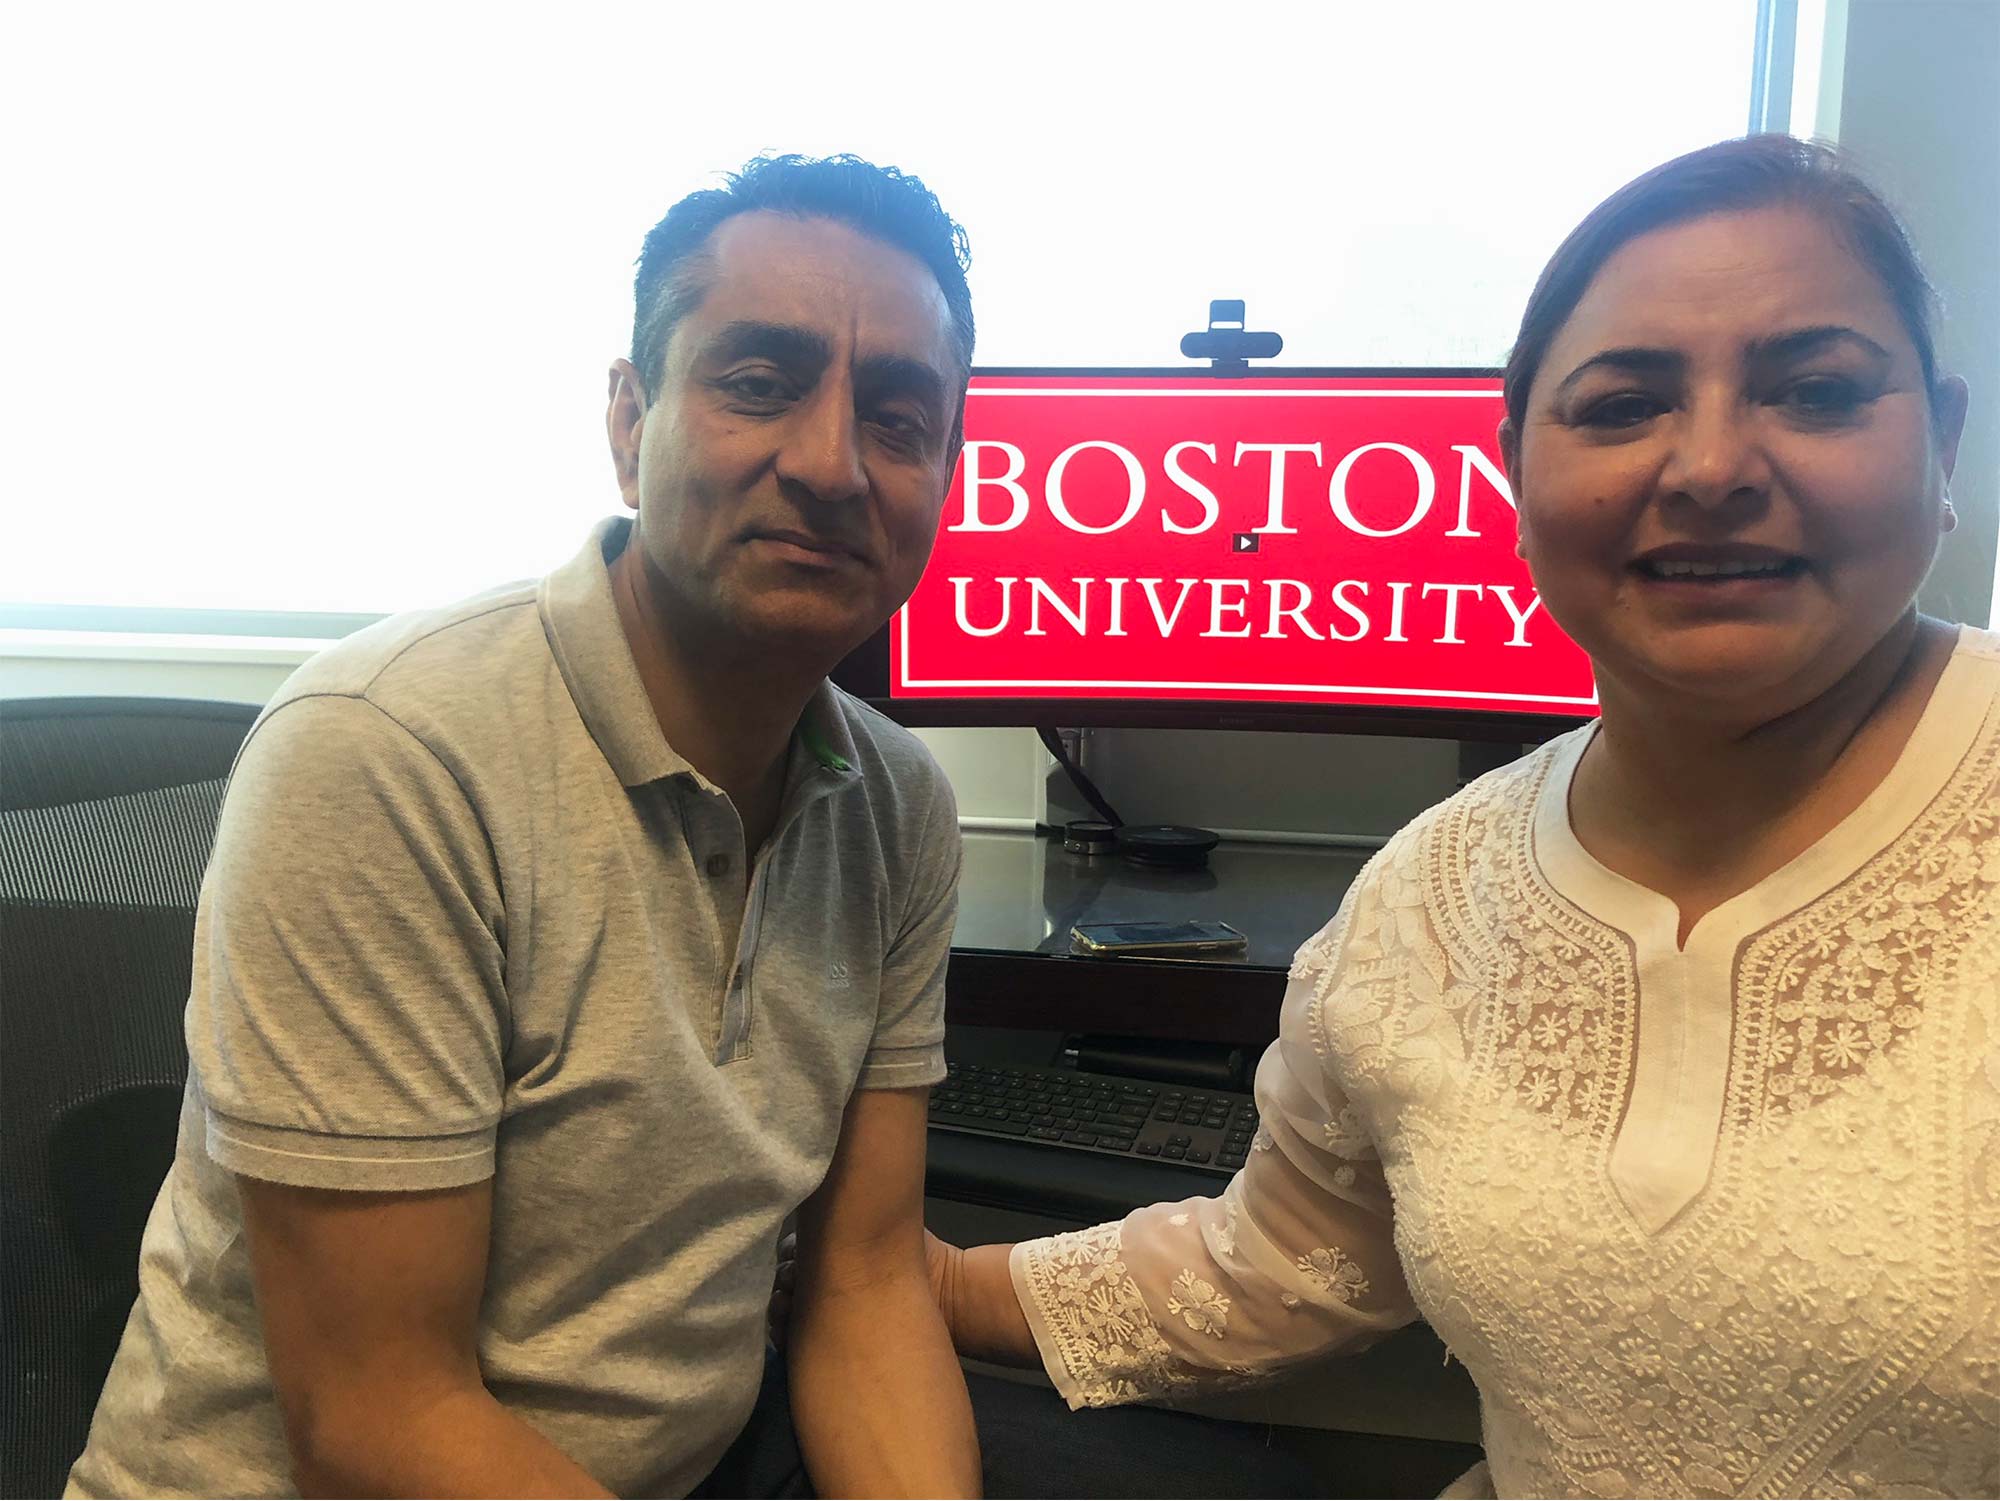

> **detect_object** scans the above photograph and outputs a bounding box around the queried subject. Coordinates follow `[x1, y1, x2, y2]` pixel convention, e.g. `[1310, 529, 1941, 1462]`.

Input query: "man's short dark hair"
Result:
[631, 154, 975, 415]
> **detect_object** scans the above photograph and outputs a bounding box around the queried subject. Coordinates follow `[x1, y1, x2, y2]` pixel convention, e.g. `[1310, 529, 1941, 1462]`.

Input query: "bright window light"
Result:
[4, 1, 1756, 618]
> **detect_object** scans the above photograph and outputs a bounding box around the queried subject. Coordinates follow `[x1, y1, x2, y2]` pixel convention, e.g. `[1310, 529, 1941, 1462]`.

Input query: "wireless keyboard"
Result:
[929, 1061, 1258, 1177]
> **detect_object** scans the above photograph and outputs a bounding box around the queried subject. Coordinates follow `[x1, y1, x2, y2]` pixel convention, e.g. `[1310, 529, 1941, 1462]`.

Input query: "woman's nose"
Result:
[1655, 395, 1772, 514]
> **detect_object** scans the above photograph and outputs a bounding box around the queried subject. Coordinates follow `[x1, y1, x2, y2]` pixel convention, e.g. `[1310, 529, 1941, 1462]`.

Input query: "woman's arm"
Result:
[933, 944, 1416, 1408]
[931, 1234, 1037, 1367]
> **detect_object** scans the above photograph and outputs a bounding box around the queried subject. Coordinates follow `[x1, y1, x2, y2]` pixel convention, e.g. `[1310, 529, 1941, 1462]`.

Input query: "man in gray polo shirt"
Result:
[71, 155, 981, 1497]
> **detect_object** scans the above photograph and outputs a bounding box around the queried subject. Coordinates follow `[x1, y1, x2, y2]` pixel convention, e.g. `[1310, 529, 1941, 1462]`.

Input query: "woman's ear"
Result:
[1498, 417, 1528, 560]
[1933, 374, 1970, 483]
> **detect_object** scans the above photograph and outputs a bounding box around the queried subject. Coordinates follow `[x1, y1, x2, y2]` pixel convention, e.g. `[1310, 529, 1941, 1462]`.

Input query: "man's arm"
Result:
[237, 1175, 611, 1498]
[787, 1087, 981, 1498]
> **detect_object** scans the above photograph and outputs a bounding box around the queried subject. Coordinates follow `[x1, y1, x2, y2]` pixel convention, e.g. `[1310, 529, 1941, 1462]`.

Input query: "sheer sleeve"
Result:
[1008, 896, 1416, 1410]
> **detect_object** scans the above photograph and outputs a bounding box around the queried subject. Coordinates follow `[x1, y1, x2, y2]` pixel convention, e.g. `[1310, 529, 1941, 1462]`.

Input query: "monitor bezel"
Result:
[832, 363, 1590, 744]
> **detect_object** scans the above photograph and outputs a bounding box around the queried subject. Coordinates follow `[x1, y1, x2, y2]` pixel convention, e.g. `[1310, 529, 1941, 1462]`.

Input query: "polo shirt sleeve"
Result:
[188, 693, 508, 1191]
[856, 766, 959, 1091]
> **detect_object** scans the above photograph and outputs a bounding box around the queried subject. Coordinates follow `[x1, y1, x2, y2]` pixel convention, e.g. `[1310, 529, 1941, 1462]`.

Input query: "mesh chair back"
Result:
[0, 697, 258, 1499]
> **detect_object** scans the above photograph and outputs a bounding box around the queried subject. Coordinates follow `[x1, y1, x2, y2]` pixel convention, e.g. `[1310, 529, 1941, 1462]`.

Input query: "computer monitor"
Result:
[834, 367, 1598, 742]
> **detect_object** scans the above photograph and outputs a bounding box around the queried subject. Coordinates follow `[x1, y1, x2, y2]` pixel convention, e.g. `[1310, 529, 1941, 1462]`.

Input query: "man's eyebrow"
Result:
[1550, 347, 1682, 402]
[704, 321, 833, 367]
[1746, 324, 1894, 364]
[700, 324, 946, 407]
[855, 353, 950, 410]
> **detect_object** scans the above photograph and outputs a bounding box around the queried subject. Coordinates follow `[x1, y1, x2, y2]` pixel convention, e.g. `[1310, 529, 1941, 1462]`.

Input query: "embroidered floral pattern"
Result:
[1748, 804, 2000, 1125]
[1010, 1223, 1187, 1408]
[1295, 1245, 1370, 1303]
[1166, 1270, 1230, 1337]
[1013, 654, 2000, 1494]
[1317, 687, 2000, 1496]
[1322, 1104, 1371, 1157]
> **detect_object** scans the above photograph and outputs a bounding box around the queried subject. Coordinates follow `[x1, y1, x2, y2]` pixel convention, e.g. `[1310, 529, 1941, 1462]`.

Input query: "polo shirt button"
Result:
[705, 852, 732, 877]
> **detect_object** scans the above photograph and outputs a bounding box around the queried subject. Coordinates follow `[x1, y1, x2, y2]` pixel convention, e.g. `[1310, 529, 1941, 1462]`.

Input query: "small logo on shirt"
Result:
[828, 961, 851, 990]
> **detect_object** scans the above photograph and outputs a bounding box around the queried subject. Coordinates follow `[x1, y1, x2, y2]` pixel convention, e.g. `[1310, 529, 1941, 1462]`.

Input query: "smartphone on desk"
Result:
[1069, 919, 1249, 956]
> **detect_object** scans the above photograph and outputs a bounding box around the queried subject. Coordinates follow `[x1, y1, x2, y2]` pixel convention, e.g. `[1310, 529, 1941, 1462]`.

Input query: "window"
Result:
[6, 1, 1760, 628]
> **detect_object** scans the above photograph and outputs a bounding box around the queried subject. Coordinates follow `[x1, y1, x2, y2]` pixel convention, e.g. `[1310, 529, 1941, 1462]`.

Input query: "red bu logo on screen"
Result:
[892, 373, 1597, 718]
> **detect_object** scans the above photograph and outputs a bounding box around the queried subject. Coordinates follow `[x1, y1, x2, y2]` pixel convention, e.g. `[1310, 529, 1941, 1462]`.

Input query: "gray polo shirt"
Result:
[68, 518, 960, 1499]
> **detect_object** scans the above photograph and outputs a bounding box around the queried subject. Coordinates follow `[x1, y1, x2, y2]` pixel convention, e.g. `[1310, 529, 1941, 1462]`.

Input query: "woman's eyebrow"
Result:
[1745, 325, 1894, 364]
[1551, 347, 1681, 402]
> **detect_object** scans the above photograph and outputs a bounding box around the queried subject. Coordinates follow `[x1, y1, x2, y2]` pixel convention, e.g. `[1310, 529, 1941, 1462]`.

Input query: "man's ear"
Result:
[607, 359, 648, 512]
[1497, 416, 1528, 560]
[945, 390, 968, 472]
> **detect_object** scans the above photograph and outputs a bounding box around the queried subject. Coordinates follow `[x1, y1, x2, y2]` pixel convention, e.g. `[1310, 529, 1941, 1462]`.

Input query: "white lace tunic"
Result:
[1011, 628, 2000, 1498]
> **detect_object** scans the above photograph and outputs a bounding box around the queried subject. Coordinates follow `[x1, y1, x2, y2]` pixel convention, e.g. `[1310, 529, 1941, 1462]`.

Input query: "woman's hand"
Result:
[771, 1226, 1016, 1363]
[769, 1227, 963, 1345]
[769, 1232, 796, 1349]
[933, 1235, 1040, 1368]
[924, 1228, 966, 1341]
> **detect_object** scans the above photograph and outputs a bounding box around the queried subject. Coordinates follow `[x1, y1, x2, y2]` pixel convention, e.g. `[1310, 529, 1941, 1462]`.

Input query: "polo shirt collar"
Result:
[540, 517, 863, 792]
[799, 678, 860, 777]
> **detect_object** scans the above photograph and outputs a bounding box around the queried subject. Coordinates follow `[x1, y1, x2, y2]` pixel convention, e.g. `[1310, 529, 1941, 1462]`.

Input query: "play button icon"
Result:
[1232, 533, 1258, 554]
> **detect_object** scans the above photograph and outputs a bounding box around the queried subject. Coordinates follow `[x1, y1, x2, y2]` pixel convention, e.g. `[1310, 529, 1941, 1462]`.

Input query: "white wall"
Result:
[905, 727, 1046, 827]
[0, 645, 299, 706]
[11, 0, 1994, 840]
[1841, 0, 2000, 629]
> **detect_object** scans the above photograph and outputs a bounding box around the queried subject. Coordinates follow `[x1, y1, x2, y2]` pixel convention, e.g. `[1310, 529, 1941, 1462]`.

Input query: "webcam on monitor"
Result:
[1178, 299, 1283, 373]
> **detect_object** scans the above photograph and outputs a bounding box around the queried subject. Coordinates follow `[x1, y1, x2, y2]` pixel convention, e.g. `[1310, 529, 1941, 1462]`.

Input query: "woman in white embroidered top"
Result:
[929, 136, 1996, 1498]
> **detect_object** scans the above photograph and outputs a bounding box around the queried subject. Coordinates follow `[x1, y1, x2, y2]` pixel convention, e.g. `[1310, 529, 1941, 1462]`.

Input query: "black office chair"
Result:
[0, 697, 259, 1499]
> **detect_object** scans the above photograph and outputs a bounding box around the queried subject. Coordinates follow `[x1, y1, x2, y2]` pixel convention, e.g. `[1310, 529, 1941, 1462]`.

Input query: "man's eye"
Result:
[719, 371, 794, 404]
[1576, 392, 1667, 429]
[870, 408, 929, 444]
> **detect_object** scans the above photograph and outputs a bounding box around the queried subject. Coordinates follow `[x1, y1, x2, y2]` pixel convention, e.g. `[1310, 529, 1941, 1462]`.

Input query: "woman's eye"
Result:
[1576, 392, 1666, 429]
[1776, 375, 1867, 419]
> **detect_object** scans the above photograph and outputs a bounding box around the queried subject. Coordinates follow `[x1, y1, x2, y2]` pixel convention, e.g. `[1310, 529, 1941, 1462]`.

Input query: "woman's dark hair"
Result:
[630, 153, 974, 407]
[1502, 135, 1945, 434]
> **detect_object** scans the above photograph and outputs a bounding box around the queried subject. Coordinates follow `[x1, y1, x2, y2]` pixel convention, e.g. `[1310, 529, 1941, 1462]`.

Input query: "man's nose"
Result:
[777, 383, 868, 506]
[1657, 392, 1772, 514]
